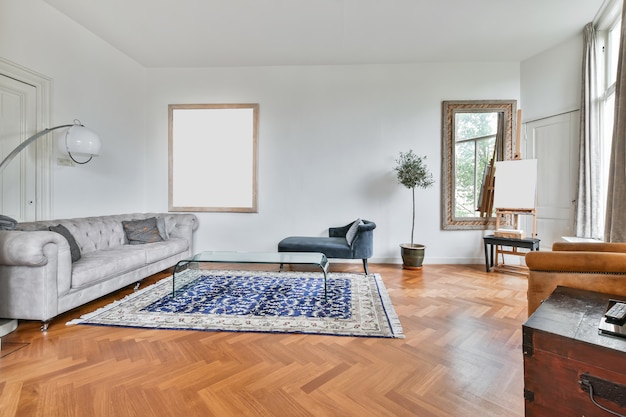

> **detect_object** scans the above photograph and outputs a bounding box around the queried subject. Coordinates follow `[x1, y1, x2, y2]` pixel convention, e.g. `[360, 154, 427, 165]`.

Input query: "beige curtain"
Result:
[576, 23, 602, 239]
[605, 5, 626, 242]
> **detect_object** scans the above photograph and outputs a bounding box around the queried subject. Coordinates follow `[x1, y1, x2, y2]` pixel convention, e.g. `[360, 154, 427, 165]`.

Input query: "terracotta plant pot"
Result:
[400, 243, 425, 269]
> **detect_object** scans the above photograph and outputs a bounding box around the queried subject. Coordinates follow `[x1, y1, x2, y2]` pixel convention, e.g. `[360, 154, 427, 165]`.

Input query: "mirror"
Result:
[441, 100, 517, 230]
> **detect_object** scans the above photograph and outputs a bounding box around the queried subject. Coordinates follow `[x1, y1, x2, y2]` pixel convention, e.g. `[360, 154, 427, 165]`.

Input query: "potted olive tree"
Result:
[394, 150, 435, 269]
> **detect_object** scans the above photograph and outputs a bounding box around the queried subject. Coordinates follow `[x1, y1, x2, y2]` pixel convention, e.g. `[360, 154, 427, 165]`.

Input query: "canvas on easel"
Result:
[493, 159, 538, 238]
[493, 159, 537, 209]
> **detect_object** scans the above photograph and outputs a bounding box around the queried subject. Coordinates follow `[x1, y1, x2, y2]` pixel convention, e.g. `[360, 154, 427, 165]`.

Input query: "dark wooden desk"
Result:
[523, 286, 626, 416]
[482, 235, 540, 272]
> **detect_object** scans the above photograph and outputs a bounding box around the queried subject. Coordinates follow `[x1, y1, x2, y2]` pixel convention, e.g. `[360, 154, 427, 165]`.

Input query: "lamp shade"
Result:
[65, 125, 101, 157]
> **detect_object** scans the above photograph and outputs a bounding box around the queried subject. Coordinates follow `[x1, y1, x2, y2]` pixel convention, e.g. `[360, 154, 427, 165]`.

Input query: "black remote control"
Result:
[605, 302, 626, 324]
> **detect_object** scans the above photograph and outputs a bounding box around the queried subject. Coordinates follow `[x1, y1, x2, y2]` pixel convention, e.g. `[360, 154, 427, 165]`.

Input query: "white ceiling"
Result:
[45, 0, 606, 68]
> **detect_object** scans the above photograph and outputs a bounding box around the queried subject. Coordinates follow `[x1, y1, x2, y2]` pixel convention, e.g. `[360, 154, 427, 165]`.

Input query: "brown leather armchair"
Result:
[525, 241, 626, 316]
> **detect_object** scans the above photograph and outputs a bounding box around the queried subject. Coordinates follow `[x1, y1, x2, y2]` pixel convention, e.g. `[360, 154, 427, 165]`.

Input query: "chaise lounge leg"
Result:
[362, 259, 369, 275]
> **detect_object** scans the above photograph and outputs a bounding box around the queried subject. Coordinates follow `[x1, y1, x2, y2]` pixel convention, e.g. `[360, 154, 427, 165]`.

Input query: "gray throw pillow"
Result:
[0, 215, 17, 230]
[122, 217, 164, 245]
[156, 216, 169, 240]
[346, 218, 363, 246]
[49, 224, 81, 263]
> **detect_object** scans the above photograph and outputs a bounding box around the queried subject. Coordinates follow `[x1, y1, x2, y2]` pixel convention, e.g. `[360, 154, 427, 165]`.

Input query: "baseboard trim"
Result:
[369, 257, 486, 265]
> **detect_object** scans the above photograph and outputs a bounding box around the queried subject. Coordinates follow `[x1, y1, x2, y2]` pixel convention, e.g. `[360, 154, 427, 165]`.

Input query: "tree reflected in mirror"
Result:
[454, 112, 497, 217]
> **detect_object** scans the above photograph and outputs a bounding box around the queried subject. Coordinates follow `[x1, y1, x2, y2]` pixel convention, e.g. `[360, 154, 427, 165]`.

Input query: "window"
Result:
[599, 13, 621, 233]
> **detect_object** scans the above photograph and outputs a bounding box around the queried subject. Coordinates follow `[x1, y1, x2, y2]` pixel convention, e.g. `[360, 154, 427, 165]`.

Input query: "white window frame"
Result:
[595, 1, 621, 234]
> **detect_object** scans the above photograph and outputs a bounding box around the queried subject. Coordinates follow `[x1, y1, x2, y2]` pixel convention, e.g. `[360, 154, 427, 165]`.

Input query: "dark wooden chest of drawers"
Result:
[523, 286, 626, 416]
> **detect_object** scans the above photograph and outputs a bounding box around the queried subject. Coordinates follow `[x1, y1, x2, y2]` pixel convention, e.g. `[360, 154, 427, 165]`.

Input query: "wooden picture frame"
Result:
[168, 103, 259, 212]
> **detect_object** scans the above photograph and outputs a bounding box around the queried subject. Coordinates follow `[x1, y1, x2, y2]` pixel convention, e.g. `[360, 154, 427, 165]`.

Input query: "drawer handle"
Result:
[580, 373, 626, 417]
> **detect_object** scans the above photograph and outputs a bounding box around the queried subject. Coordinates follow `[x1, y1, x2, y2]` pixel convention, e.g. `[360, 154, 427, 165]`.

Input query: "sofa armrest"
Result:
[526, 251, 626, 274]
[0, 230, 67, 266]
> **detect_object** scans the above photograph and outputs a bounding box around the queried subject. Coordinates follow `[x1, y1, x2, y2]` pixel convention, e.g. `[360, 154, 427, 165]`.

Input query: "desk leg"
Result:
[495, 245, 503, 267]
[484, 242, 490, 272]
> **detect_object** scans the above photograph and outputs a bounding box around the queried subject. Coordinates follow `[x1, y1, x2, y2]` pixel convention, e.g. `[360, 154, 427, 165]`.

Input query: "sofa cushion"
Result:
[278, 236, 352, 258]
[71, 247, 146, 288]
[143, 238, 189, 264]
[156, 217, 169, 240]
[49, 224, 81, 262]
[345, 218, 363, 246]
[0, 215, 17, 230]
[122, 217, 164, 245]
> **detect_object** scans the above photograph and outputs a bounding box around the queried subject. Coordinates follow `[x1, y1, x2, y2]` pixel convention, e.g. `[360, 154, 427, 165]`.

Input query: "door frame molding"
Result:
[0, 58, 52, 220]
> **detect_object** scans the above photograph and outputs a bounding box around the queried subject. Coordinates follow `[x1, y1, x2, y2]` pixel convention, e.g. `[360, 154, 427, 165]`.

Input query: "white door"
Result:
[524, 111, 579, 250]
[0, 74, 37, 221]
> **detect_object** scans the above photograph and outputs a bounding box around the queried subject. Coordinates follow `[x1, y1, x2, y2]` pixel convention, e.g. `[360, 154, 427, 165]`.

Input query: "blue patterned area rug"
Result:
[67, 270, 404, 338]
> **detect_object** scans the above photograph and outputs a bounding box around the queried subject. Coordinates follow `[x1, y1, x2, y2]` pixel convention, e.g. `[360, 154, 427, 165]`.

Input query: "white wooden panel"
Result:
[525, 111, 579, 249]
[0, 75, 37, 221]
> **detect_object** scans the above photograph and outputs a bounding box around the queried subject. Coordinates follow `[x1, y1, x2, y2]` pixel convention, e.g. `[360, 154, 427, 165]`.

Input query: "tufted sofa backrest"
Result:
[16, 213, 180, 255]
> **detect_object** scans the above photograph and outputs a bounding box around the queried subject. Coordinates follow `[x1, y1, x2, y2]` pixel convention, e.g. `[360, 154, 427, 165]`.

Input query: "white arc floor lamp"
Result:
[0, 119, 101, 173]
[0, 120, 101, 341]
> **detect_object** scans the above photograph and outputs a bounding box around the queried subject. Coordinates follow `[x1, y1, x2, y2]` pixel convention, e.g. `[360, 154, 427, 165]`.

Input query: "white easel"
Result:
[490, 110, 539, 271]
[494, 208, 537, 239]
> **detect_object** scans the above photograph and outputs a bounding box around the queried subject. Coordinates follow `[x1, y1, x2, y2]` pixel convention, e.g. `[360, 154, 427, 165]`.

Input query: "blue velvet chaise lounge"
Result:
[278, 219, 376, 274]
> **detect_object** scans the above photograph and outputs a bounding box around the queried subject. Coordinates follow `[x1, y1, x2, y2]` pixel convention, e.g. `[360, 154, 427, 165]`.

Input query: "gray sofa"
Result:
[0, 213, 198, 329]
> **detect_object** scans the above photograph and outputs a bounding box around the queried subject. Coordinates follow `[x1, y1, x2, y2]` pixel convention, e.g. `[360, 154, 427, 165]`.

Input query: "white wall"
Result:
[0, 0, 146, 218]
[521, 34, 583, 122]
[519, 32, 586, 252]
[1, 0, 522, 265]
[146, 63, 520, 264]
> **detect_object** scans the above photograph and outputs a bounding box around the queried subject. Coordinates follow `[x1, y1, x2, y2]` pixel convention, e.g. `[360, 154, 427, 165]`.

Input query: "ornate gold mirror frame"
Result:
[441, 100, 517, 230]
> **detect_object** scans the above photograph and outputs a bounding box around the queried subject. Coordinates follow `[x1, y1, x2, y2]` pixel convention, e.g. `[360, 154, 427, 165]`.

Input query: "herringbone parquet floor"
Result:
[0, 263, 527, 417]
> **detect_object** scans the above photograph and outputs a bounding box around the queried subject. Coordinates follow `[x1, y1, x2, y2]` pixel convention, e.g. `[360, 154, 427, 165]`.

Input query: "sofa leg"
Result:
[362, 259, 369, 275]
[40, 321, 49, 332]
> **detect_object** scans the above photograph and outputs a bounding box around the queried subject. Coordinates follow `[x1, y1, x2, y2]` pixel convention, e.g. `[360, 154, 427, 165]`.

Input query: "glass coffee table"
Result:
[172, 251, 330, 300]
